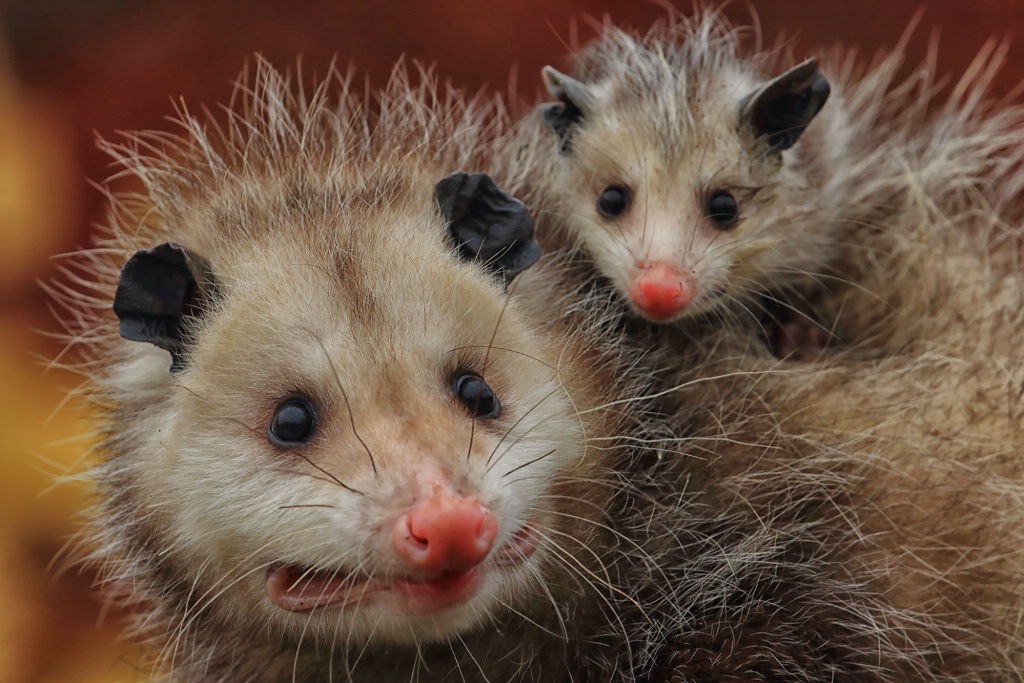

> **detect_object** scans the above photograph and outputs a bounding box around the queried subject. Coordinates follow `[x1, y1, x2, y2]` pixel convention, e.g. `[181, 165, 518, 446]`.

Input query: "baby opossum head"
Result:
[86, 64, 619, 657]
[534, 18, 832, 323]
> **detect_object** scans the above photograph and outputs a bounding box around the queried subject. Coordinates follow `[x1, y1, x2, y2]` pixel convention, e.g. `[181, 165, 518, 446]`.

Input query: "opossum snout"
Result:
[629, 262, 696, 320]
[392, 492, 498, 573]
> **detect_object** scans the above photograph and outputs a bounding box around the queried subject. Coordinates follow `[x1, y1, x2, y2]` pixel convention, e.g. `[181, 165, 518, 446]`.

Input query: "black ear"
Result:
[435, 172, 541, 284]
[113, 242, 218, 372]
[739, 58, 830, 152]
[539, 66, 596, 153]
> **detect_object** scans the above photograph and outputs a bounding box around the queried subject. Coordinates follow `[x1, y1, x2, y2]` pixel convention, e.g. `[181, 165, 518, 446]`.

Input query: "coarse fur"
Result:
[45, 52, 961, 683]
[50, 59, 676, 682]
[497, 7, 1024, 331]
[51, 20, 1024, 683]
[494, 7, 1024, 681]
[646, 180, 1024, 680]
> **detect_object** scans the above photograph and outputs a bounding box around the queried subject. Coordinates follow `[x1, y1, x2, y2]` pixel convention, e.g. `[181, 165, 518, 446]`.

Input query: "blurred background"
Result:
[0, 1, 1021, 681]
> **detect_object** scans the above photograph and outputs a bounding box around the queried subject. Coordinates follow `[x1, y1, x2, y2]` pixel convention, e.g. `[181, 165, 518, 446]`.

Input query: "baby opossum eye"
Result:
[706, 190, 740, 229]
[596, 185, 630, 218]
[453, 373, 501, 419]
[268, 397, 317, 446]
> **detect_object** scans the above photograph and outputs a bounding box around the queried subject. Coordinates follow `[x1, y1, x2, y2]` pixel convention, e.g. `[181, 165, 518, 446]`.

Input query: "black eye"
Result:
[454, 373, 500, 418]
[706, 190, 739, 229]
[597, 185, 630, 218]
[268, 397, 317, 446]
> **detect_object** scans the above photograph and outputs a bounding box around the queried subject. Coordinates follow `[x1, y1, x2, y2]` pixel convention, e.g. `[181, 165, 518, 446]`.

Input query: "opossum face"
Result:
[539, 58, 830, 323]
[114, 175, 599, 646]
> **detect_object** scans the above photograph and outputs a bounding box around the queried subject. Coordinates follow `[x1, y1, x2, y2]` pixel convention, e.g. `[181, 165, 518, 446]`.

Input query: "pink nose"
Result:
[629, 263, 695, 320]
[392, 494, 499, 573]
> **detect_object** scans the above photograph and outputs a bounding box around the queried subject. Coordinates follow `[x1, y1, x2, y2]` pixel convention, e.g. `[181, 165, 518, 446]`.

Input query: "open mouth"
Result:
[266, 517, 541, 615]
[265, 564, 482, 614]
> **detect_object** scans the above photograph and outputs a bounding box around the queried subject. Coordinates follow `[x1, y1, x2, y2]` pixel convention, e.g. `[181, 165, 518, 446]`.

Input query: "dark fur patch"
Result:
[540, 66, 597, 154]
[435, 172, 541, 283]
[113, 242, 218, 371]
[741, 59, 831, 152]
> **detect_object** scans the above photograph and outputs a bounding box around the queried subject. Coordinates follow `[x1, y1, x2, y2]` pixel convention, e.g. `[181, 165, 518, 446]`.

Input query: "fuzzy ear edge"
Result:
[435, 171, 542, 284]
[113, 242, 218, 372]
[739, 58, 831, 152]
[539, 66, 596, 153]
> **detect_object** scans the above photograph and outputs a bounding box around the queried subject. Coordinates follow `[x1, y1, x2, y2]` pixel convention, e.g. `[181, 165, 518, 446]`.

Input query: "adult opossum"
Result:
[50, 61, 670, 682]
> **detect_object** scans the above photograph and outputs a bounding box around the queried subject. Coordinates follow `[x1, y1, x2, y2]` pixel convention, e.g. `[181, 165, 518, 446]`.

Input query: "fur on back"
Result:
[50, 10, 1024, 682]
[493, 7, 1024, 681]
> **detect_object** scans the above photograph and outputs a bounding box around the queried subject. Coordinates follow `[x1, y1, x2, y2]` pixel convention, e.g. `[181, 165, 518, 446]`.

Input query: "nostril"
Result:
[392, 496, 498, 573]
[404, 517, 429, 551]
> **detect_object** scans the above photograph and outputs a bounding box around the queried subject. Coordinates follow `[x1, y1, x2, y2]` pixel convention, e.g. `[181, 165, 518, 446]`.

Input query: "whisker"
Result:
[500, 448, 557, 478]
[301, 326, 378, 475]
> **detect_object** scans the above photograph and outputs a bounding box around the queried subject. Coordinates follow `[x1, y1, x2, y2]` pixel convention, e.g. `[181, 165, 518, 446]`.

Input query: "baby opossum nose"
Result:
[630, 263, 696, 320]
[392, 495, 499, 573]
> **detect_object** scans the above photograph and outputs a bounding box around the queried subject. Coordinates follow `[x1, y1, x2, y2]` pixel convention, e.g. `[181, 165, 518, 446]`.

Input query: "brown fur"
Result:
[53, 13, 1024, 681]
[494, 7, 1024, 681]
[50, 60, 674, 682]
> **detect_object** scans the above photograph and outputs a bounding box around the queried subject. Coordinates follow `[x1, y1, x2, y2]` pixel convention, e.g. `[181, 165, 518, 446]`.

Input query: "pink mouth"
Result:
[265, 564, 482, 614]
[266, 518, 541, 615]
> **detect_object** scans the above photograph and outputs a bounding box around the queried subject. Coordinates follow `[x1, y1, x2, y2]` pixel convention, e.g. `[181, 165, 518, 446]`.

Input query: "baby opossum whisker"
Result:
[577, 367, 796, 416]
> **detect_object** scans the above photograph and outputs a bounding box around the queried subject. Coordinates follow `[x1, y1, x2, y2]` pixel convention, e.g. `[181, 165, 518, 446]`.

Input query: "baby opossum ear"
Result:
[113, 242, 219, 372]
[739, 58, 831, 152]
[539, 66, 596, 152]
[435, 172, 542, 284]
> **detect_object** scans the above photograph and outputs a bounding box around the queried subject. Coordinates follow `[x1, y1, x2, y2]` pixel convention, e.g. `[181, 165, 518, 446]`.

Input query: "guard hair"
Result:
[49, 57, 679, 682]
[498, 7, 1024, 330]
[495, 6, 1024, 681]
[50, 13, 1024, 682]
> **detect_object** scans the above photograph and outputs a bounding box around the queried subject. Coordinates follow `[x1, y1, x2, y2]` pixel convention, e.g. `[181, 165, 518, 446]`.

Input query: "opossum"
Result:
[52, 44, 1024, 683]
[50, 61, 674, 682]
[55, 55, 914, 683]
[493, 7, 1024, 681]
[643, 165, 1024, 680]
[498, 7, 1024, 338]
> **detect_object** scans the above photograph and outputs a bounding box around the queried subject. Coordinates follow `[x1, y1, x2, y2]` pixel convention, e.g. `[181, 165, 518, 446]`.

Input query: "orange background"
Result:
[1, 1, 1021, 681]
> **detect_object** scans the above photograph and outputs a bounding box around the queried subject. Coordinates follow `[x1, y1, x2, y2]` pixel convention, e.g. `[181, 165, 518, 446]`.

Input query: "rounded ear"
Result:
[435, 172, 542, 285]
[113, 242, 219, 372]
[539, 66, 596, 153]
[739, 58, 831, 152]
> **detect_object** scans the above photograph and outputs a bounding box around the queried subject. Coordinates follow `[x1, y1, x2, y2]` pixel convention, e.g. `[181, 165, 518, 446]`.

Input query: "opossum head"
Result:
[536, 21, 831, 323]
[93, 64, 621, 656]
[110, 173, 597, 647]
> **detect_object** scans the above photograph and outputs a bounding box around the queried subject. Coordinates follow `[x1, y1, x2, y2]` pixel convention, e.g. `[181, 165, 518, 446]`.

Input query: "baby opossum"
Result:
[52, 61, 673, 682]
[498, 8, 1011, 332]
[494, 8, 1024, 681]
